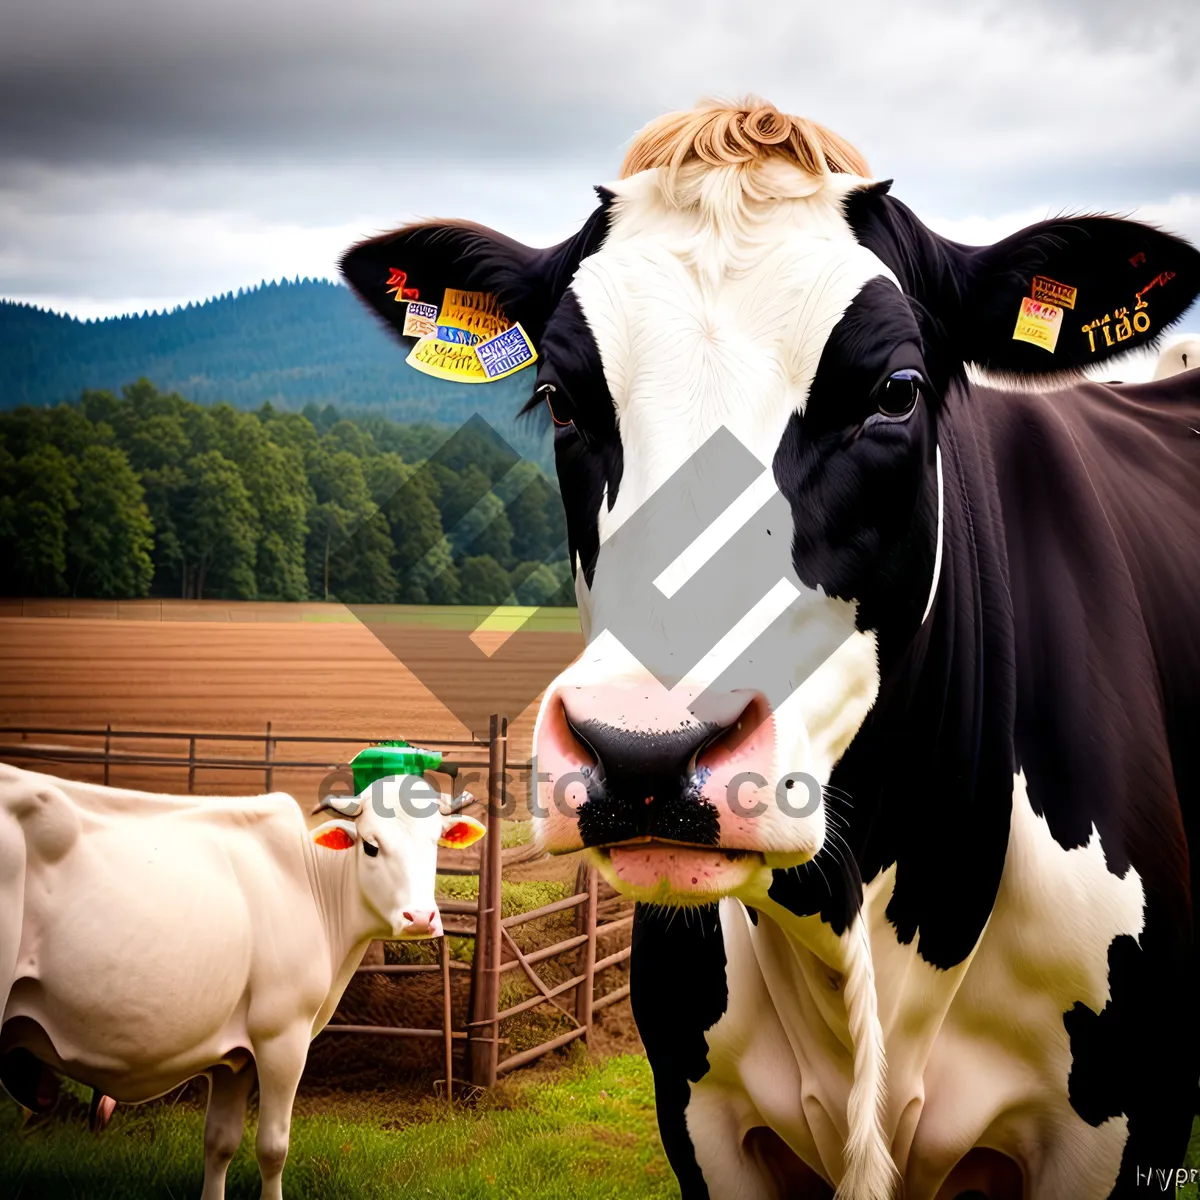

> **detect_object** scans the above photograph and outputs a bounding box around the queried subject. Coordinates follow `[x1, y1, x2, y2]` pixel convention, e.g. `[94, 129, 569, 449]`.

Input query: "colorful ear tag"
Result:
[475, 324, 537, 380]
[314, 826, 356, 850]
[438, 289, 509, 341]
[1012, 297, 1063, 353]
[386, 267, 420, 302]
[438, 815, 486, 849]
[406, 338, 491, 382]
[435, 325, 481, 346]
[405, 288, 538, 384]
[1031, 276, 1077, 310]
[402, 301, 439, 338]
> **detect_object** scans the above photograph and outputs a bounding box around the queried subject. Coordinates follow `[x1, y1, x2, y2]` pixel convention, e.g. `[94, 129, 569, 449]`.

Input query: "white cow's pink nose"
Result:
[402, 909, 440, 937]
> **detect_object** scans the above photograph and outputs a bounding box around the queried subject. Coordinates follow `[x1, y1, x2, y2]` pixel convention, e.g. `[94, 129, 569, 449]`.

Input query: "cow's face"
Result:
[311, 780, 485, 937]
[528, 172, 933, 904]
[342, 104, 1199, 907]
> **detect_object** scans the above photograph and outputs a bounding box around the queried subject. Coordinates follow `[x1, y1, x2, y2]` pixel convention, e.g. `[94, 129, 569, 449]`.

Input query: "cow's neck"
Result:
[300, 839, 381, 977]
[828, 383, 1018, 972]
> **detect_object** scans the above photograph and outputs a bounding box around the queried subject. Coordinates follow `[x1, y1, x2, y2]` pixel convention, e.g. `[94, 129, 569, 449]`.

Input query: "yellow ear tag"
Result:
[406, 337, 490, 382]
[1012, 297, 1063, 353]
[438, 816, 486, 849]
[438, 289, 510, 340]
[1031, 276, 1077, 310]
[405, 289, 521, 384]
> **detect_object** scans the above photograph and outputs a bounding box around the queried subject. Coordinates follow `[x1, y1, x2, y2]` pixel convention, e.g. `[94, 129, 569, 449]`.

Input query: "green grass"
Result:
[500, 820, 533, 850]
[435, 873, 566, 920]
[0, 1054, 676, 1200]
[6, 1063, 1200, 1197]
[1179, 1126, 1200, 1200]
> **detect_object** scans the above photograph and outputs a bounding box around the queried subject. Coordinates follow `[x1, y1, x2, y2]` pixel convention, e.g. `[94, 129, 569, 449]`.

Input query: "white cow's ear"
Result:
[438, 814, 486, 849]
[311, 819, 360, 851]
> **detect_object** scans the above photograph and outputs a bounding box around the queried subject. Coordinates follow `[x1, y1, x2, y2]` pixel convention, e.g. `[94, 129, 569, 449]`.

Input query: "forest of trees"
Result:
[0, 281, 547, 466]
[0, 380, 574, 607]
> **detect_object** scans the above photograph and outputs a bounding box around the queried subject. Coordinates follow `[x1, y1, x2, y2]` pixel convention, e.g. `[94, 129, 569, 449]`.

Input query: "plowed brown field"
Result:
[0, 601, 584, 805]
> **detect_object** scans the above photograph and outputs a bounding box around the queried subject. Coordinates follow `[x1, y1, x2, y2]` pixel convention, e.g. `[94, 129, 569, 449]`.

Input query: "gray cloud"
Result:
[1, 0, 1197, 315]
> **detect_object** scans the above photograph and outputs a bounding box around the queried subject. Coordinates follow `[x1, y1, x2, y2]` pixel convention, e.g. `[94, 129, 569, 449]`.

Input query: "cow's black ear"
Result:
[340, 221, 542, 350]
[340, 197, 613, 354]
[956, 217, 1200, 377]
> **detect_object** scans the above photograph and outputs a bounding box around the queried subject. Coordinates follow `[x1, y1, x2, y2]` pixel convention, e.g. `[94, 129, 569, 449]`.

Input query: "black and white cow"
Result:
[343, 102, 1200, 1200]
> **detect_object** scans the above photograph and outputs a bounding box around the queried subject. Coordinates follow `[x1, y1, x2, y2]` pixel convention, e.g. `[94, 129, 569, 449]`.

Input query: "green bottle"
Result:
[349, 740, 443, 794]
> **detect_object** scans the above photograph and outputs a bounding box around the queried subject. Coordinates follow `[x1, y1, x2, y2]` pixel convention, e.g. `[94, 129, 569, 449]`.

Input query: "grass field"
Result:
[5, 1066, 1200, 1199]
[0, 1054, 678, 1200]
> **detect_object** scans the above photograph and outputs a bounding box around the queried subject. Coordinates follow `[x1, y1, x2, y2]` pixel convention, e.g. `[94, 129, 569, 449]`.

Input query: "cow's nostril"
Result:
[402, 910, 435, 934]
[567, 714, 720, 781]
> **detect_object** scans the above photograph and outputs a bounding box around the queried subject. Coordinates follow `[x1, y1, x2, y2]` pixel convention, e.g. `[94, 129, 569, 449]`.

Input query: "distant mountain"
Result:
[0, 278, 544, 452]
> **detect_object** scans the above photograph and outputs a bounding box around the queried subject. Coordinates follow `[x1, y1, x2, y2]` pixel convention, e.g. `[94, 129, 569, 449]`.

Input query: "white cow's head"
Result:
[1153, 333, 1200, 380]
[310, 778, 484, 938]
[343, 100, 1200, 910]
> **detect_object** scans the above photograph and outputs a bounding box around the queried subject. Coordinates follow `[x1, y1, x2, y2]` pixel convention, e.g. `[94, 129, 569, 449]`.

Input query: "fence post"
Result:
[467, 716, 502, 1085]
[466, 842, 487, 1083]
[484, 714, 506, 1084]
[187, 736, 197, 794]
[103, 724, 111, 787]
[572, 859, 589, 1014]
[440, 936, 453, 1104]
[575, 865, 598, 1044]
[264, 721, 274, 792]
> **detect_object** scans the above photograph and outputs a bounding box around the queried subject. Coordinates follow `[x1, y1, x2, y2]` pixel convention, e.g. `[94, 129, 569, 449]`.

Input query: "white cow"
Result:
[0, 764, 484, 1200]
[1153, 333, 1200, 378]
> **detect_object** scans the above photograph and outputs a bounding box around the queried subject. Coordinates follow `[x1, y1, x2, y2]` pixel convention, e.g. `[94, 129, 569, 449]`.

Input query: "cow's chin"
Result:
[589, 842, 774, 907]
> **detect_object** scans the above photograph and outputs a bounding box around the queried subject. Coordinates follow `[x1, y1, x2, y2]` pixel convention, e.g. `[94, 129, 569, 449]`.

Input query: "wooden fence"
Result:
[0, 717, 634, 1099]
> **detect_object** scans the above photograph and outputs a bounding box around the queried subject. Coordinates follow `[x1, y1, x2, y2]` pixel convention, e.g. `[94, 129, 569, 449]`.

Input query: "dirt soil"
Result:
[0, 609, 584, 808]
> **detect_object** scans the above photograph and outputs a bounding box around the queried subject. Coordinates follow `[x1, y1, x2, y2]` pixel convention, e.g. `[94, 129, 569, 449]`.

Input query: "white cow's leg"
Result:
[252, 1030, 308, 1200]
[202, 1063, 256, 1200]
[0, 807, 27, 1022]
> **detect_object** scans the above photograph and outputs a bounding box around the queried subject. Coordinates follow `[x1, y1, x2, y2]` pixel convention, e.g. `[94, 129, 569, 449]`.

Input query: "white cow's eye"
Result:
[362, 839, 379, 858]
[875, 369, 924, 419]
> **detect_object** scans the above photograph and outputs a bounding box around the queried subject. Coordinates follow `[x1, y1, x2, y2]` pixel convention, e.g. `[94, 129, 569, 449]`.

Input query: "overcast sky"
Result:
[1, 0, 1197, 328]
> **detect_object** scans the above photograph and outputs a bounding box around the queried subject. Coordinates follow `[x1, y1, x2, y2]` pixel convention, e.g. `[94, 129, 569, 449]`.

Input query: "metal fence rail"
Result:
[0, 717, 634, 1098]
[0, 723, 491, 792]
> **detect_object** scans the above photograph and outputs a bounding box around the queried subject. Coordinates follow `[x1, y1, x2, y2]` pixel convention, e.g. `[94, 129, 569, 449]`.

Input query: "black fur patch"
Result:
[631, 903, 728, 1199]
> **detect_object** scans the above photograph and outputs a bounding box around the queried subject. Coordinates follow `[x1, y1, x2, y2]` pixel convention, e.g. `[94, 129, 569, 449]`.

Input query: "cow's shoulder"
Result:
[1, 766, 307, 864]
[0, 765, 81, 864]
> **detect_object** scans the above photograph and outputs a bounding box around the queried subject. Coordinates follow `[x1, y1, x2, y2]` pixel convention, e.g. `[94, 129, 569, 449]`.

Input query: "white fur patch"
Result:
[574, 168, 899, 534]
[690, 772, 1145, 1199]
[554, 165, 893, 864]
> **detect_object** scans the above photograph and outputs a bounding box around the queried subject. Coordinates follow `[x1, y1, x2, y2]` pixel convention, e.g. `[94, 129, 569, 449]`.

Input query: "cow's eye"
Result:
[875, 370, 923, 418]
[362, 839, 379, 858]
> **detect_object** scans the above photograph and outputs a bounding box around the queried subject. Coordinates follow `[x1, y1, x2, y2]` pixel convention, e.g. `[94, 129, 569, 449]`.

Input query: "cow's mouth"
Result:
[590, 837, 769, 905]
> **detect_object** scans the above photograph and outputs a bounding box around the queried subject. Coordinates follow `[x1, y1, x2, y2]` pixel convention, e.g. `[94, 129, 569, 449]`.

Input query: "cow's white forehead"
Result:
[570, 167, 898, 537]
